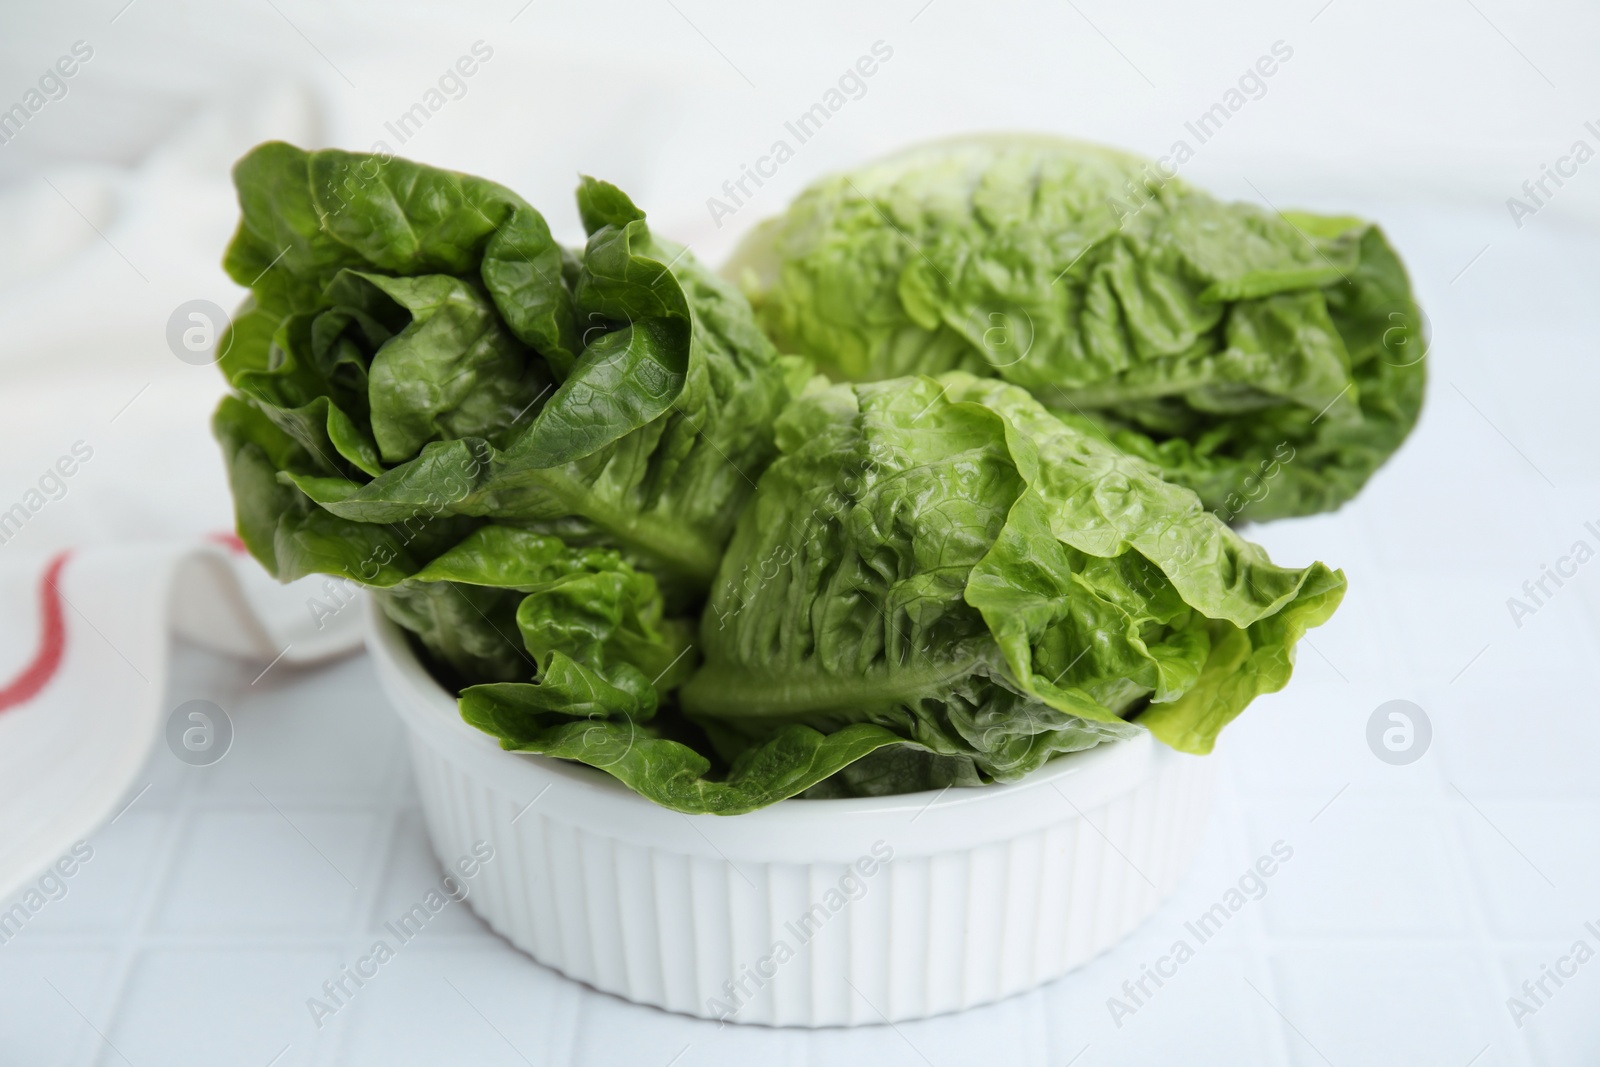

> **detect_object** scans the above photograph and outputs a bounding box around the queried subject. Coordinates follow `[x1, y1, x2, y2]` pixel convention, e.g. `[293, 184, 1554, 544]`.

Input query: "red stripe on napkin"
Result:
[0, 551, 72, 713]
[207, 531, 247, 554]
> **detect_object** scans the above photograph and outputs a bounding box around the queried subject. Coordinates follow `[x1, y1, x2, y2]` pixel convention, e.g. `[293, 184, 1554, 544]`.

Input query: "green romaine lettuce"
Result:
[678, 372, 1345, 794]
[728, 135, 1426, 521]
[217, 144, 798, 594]
[213, 144, 802, 796]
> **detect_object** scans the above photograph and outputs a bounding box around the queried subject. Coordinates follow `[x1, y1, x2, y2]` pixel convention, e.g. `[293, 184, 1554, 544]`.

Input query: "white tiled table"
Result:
[3, 205, 1598, 1065]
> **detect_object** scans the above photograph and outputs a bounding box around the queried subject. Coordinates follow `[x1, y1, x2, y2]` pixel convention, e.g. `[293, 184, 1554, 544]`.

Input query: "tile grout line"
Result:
[319, 706, 418, 1067]
[78, 767, 208, 1067]
[1223, 754, 1296, 1067]
[1435, 786, 1542, 1067]
[61, 653, 415, 1067]
[1241, 770, 1568, 1065]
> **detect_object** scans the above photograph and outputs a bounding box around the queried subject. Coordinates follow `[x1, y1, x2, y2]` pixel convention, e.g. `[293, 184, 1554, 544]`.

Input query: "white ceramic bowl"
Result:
[368, 601, 1217, 1027]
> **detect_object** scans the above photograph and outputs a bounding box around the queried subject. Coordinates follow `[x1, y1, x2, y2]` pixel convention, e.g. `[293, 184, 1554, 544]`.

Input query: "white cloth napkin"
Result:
[0, 83, 372, 899]
[0, 542, 363, 901]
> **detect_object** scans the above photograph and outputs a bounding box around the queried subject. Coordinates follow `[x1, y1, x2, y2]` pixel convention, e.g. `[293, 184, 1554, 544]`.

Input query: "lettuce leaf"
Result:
[730, 135, 1425, 521]
[217, 145, 796, 593]
[680, 373, 1344, 795]
[213, 144, 847, 813]
[224, 141, 577, 367]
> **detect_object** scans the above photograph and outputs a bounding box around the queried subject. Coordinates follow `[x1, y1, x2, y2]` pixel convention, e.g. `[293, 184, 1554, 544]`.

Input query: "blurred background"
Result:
[1, 2, 1597, 1065]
